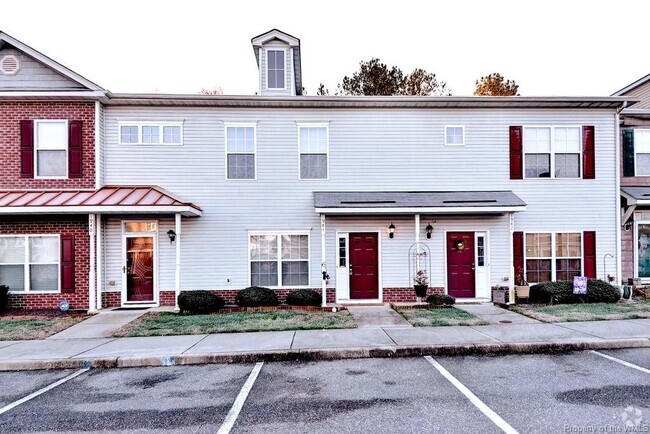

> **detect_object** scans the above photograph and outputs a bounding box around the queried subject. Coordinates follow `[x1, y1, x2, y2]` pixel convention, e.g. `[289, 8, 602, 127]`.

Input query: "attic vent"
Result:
[0, 55, 20, 75]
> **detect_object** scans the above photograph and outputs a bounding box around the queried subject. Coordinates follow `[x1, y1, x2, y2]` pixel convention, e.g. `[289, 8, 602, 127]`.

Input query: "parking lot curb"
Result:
[0, 337, 647, 371]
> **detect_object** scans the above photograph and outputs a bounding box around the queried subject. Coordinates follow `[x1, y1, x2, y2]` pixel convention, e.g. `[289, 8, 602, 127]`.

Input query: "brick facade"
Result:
[0, 102, 95, 189]
[382, 287, 444, 303]
[1, 215, 90, 310]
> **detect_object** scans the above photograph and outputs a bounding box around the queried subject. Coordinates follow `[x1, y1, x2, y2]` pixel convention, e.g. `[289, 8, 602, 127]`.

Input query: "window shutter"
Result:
[509, 126, 523, 179]
[20, 120, 34, 178]
[583, 231, 596, 278]
[513, 231, 524, 280]
[622, 129, 635, 177]
[582, 125, 595, 179]
[60, 233, 76, 293]
[68, 121, 83, 178]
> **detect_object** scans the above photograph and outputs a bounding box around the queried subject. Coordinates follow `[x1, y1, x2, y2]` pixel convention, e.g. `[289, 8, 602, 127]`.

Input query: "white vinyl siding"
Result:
[524, 126, 581, 179]
[298, 124, 328, 180]
[249, 232, 309, 287]
[118, 122, 183, 146]
[35, 120, 67, 178]
[634, 129, 650, 176]
[0, 235, 60, 293]
[225, 124, 256, 180]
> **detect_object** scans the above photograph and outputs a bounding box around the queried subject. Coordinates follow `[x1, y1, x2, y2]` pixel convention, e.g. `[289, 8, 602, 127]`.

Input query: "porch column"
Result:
[415, 214, 421, 269]
[88, 214, 97, 313]
[320, 214, 327, 307]
[96, 214, 103, 310]
[175, 213, 181, 311]
[508, 212, 515, 304]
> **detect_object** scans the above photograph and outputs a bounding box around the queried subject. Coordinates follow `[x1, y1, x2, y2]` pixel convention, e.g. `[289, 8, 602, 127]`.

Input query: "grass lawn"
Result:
[113, 310, 357, 337]
[399, 307, 489, 327]
[511, 299, 650, 323]
[0, 312, 88, 340]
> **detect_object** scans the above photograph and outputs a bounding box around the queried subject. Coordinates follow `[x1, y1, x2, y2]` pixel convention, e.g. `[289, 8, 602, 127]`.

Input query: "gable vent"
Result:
[1, 55, 20, 75]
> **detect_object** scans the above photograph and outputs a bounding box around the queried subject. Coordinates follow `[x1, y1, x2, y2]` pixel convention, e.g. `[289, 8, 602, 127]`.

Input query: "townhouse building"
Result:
[0, 29, 631, 311]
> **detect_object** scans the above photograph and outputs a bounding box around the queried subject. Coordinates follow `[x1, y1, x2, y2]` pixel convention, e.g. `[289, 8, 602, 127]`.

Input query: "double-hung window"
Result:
[298, 124, 329, 179]
[267, 49, 285, 89]
[0, 235, 60, 292]
[525, 232, 582, 283]
[249, 233, 309, 287]
[35, 120, 67, 178]
[634, 129, 650, 176]
[524, 127, 581, 179]
[226, 124, 256, 180]
[118, 122, 183, 145]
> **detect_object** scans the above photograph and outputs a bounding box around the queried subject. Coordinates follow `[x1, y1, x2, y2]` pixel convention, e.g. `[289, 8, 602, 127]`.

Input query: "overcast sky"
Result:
[2, 0, 648, 96]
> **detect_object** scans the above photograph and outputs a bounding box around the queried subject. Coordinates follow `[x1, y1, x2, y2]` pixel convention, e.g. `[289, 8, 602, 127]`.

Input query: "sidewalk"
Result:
[0, 318, 647, 371]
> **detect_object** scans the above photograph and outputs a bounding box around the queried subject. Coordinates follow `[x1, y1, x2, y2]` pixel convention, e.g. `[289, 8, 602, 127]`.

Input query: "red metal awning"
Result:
[0, 185, 202, 217]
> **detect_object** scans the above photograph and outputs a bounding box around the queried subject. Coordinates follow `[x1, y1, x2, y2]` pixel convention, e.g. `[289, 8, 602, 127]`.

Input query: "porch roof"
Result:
[0, 185, 202, 217]
[314, 191, 526, 215]
[621, 186, 650, 205]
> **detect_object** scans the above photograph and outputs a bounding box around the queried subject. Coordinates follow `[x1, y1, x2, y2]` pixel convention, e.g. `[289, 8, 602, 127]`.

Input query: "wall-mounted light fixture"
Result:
[167, 229, 176, 244]
[388, 223, 396, 239]
[425, 223, 433, 239]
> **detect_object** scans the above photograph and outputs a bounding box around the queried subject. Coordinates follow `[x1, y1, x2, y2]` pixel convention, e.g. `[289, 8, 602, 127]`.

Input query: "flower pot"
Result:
[515, 285, 530, 299]
[414, 285, 428, 298]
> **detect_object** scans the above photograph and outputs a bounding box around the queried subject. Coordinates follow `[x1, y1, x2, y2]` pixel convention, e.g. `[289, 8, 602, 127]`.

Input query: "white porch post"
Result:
[320, 214, 327, 307]
[508, 212, 515, 304]
[175, 213, 181, 311]
[88, 214, 97, 313]
[96, 214, 103, 311]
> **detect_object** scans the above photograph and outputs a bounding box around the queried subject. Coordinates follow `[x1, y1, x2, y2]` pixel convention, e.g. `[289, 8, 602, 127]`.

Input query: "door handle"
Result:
[123, 265, 126, 274]
[349, 264, 353, 276]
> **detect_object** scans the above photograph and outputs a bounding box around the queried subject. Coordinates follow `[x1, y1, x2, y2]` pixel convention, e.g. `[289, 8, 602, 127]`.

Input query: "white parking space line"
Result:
[590, 350, 650, 374]
[0, 368, 89, 416]
[217, 362, 264, 434]
[425, 356, 519, 434]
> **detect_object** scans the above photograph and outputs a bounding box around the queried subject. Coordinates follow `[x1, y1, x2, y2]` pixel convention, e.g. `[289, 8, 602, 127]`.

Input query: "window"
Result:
[444, 126, 465, 146]
[298, 125, 328, 179]
[267, 49, 285, 89]
[226, 124, 256, 180]
[35, 120, 67, 178]
[636, 222, 650, 278]
[476, 235, 485, 267]
[249, 233, 309, 287]
[0, 235, 60, 292]
[525, 232, 582, 283]
[118, 122, 183, 145]
[635, 130, 650, 176]
[338, 236, 347, 267]
[524, 127, 581, 179]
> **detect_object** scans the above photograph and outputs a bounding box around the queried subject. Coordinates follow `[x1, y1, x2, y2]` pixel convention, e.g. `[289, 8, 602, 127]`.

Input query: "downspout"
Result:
[615, 101, 627, 285]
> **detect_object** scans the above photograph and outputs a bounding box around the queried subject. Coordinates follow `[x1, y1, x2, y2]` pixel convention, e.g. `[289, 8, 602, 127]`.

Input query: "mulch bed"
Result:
[215, 305, 345, 313]
[0, 309, 88, 319]
[388, 303, 453, 310]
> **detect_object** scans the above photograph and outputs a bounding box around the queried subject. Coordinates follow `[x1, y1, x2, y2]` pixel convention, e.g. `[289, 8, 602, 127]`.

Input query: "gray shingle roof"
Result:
[314, 191, 526, 209]
[621, 187, 650, 201]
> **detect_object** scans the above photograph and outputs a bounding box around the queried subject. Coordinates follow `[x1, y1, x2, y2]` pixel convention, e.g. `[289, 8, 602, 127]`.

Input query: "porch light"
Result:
[388, 223, 396, 239]
[167, 229, 176, 244]
[425, 223, 433, 239]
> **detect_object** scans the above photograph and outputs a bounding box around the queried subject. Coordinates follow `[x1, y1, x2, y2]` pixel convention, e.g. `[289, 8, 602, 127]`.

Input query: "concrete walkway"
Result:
[0, 318, 647, 371]
[347, 306, 412, 328]
[455, 303, 541, 325]
[48, 309, 148, 340]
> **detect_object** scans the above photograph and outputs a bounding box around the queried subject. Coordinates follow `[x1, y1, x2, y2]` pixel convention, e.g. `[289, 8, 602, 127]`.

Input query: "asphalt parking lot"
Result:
[0, 349, 647, 433]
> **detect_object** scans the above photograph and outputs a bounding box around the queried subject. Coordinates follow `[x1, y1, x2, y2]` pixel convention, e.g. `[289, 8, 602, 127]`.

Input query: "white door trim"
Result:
[121, 220, 159, 307]
[444, 229, 491, 298]
[345, 230, 383, 302]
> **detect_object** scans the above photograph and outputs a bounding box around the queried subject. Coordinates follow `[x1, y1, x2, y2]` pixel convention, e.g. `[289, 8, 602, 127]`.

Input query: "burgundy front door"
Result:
[126, 236, 155, 302]
[349, 233, 379, 299]
[447, 232, 475, 298]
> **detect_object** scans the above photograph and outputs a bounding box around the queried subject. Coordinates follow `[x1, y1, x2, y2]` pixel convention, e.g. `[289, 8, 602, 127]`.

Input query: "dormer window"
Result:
[267, 49, 285, 90]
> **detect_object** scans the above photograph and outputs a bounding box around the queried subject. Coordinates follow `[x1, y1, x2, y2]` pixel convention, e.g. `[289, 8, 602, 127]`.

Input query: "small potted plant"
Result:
[413, 270, 429, 299]
[515, 267, 530, 301]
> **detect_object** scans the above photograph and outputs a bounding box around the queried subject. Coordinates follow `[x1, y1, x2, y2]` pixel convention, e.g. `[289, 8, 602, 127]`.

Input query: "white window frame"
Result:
[634, 129, 650, 177]
[0, 234, 61, 293]
[444, 125, 465, 146]
[117, 121, 184, 146]
[266, 48, 287, 90]
[524, 231, 583, 284]
[225, 122, 257, 181]
[34, 119, 68, 180]
[297, 122, 330, 180]
[523, 126, 582, 180]
[248, 230, 311, 288]
[633, 220, 650, 281]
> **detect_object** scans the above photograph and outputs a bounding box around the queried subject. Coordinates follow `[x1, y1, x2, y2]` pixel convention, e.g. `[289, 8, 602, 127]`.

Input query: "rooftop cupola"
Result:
[251, 29, 302, 96]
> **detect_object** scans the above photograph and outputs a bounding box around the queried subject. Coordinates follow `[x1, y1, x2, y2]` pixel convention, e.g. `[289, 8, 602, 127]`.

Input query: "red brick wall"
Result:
[0, 102, 95, 189]
[1, 215, 90, 310]
[382, 287, 444, 303]
[622, 223, 634, 282]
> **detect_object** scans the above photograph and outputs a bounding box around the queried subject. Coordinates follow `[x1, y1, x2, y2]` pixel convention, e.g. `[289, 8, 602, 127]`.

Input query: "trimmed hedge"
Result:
[235, 286, 279, 307]
[286, 289, 322, 306]
[178, 290, 225, 315]
[0, 285, 8, 312]
[427, 294, 456, 306]
[529, 279, 621, 304]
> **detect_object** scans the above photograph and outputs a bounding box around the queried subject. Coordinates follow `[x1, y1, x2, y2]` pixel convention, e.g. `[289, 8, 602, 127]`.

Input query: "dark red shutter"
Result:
[583, 231, 596, 278]
[513, 231, 524, 281]
[60, 234, 76, 293]
[68, 121, 83, 178]
[622, 129, 635, 177]
[509, 126, 523, 179]
[20, 120, 34, 178]
[582, 125, 595, 179]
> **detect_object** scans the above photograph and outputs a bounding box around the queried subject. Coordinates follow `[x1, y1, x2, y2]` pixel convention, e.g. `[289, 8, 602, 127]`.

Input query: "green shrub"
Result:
[235, 286, 279, 307]
[529, 279, 620, 304]
[286, 289, 322, 306]
[177, 290, 225, 314]
[0, 285, 8, 312]
[426, 294, 456, 306]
